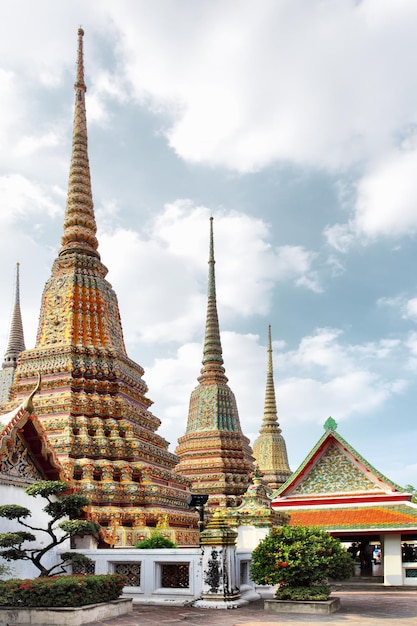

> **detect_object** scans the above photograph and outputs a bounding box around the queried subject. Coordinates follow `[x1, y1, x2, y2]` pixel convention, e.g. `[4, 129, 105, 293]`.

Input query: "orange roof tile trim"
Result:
[289, 506, 417, 529]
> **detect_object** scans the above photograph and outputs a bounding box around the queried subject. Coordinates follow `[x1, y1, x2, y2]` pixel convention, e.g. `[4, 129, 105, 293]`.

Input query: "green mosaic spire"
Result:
[175, 218, 254, 507]
[199, 217, 227, 384]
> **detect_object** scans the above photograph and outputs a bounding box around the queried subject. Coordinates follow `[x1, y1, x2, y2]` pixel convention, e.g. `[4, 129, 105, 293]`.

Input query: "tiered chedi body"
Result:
[5, 29, 197, 545]
[175, 218, 254, 508]
[0, 263, 26, 407]
[252, 325, 291, 490]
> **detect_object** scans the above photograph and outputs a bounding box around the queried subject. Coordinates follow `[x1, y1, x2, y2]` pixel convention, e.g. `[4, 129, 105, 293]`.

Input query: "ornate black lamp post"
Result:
[187, 494, 209, 543]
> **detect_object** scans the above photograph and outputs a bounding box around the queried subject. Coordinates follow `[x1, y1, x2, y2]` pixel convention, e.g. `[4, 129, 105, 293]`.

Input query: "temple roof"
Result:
[287, 504, 417, 532]
[0, 377, 64, 484]
[271, 418, 414, 534]
[273, 418, 405, 501]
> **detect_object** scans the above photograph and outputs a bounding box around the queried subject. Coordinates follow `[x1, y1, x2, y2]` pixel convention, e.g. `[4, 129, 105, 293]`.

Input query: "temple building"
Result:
[252, 325, 291, 490]
[0, 263, 26, 407]
[175, 217, 254, 509]
[2, 29, 198, 547]
[271, 417, 417, 586]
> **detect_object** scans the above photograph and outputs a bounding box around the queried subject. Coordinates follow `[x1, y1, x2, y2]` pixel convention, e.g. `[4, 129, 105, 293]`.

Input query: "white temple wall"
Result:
[63, 548, 258, 605]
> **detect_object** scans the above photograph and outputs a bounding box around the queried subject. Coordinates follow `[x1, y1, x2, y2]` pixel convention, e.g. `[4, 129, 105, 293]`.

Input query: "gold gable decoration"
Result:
[0, 434, 44, 486]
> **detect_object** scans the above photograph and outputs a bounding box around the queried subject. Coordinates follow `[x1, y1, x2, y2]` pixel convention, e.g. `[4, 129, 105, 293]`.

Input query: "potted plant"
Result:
[250, 525, 354, 612]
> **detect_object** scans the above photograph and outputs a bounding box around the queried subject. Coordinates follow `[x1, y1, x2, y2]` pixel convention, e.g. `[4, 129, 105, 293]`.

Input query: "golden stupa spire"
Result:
[5, 29, 198, 544]
[262, 324, 281, 430]
[2, 263, 26, 367]
[59, 27, 99, 259]
[199, 217, 227, 384]
[252, 325, 291, 490]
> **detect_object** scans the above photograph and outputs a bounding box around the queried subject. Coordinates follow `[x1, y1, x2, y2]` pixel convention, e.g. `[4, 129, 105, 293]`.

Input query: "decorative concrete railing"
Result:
[64, 548, 260, 605]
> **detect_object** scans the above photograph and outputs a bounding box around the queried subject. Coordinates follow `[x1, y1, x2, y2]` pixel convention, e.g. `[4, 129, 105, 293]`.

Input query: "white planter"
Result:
[0, 598, 132, 625]
[264, 597, 341, 615]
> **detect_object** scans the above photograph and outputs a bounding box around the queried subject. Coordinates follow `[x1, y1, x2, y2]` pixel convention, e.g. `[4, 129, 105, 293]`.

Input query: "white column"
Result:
[381, 533, 403, 586]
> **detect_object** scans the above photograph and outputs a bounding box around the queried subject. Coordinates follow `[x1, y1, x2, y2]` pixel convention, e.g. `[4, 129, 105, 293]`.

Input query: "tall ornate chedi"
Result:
[0, 263, 26, 407]
[252, 325, 291, 490]
[175, 218, 254, 508]
[4, 29, 197, 547]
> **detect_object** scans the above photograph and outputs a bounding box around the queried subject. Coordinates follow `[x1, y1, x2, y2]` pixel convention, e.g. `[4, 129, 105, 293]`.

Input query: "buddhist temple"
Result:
[175, 217, 254, 509]
[2, 29, 198, 547]
[0, 263, 26, 407]
[252, 325, 291, 490]
[271, 417, 417, 585]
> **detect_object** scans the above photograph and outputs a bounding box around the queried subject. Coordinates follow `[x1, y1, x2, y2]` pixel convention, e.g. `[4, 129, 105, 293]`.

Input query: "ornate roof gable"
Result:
[0, 378, 64, 486]
[274, 419, 405, 500]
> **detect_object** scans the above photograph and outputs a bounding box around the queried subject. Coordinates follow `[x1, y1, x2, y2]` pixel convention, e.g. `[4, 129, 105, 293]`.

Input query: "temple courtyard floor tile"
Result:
[88, 587, 417, 626]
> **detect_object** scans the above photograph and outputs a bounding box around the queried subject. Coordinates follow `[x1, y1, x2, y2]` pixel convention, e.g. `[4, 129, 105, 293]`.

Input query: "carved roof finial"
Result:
[22, 373, 41, 415]
[324, 416, 338, 432]
[59, 28, 99, 259]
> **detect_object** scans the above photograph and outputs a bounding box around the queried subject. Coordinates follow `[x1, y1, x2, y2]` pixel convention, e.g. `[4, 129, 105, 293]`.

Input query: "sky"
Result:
[1, 0, 417, 488]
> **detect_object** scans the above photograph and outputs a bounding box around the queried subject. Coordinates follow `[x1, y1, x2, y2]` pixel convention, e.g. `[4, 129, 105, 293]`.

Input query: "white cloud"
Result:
[378, 294, 417, 325]
[279, 371, 395, 424]
[403, 298, 417, 322]
[103, 0, 417, 172]
[354, 148, 417, 239]
[1, 2, 417, 178]
[0, 175, 61, 224]
[324, 223, 355, 253]
[326, 147, 417, 249]
[99, 202, 321, 344]
[143, 325, 409, 452]
[14, 131, 61, 159]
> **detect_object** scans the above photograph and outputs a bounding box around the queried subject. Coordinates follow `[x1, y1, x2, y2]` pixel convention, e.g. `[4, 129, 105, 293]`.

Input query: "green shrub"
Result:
[277, 584, 331, 601]
[0, 574, 125, 607]
[135, 533, 177, 549]
[250, 525, 354, 596]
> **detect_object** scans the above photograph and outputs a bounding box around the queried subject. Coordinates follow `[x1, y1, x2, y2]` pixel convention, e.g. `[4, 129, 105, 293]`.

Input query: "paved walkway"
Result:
[91, 586, 417, 626]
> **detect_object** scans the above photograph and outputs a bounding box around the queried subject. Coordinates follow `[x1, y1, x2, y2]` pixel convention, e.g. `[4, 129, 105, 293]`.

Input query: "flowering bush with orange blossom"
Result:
[250, 525, 354, 600]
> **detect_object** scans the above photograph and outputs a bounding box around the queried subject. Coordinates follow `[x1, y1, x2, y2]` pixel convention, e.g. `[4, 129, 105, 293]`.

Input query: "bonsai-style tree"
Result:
[0, 481, 100, 577]
[250, 525, 354, 601]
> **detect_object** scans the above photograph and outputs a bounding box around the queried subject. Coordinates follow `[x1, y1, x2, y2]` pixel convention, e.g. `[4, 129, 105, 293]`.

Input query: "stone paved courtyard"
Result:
[88, 587, 417, 626]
